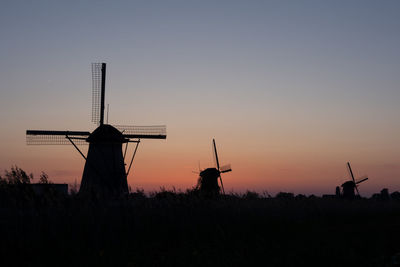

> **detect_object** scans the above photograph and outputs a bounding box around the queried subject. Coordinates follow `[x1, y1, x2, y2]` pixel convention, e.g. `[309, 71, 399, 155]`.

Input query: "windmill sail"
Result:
[213, 139, 220, 170]
[114, 125, 167, 139]
[91, 63, 105, 125]
[347, 162, 360, 195]
[26, 130, 90, 145]
[220, 164, 232, 173]
[347, 162, 355, 182]
[212, 139, 225, 194]
[356, 177, 368, 184]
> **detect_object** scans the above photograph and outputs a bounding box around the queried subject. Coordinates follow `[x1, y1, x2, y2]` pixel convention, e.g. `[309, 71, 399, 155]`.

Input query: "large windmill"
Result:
[341, 162, 368, 199]
[26, 63, 166, 196]
[196, 139, 231, 195]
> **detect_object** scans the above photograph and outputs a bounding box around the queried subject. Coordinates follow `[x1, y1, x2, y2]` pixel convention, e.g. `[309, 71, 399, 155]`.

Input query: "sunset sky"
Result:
[1, 1, 400, 196]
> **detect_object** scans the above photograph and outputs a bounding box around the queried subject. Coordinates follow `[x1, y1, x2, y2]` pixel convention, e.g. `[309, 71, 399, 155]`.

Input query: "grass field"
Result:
[1, 184, 400, 267]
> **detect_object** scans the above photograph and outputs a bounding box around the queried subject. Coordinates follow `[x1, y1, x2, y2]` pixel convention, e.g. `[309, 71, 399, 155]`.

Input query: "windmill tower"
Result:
[26, 63, 166, 197]
[196, 139, 232, 195]
[341, 162, 368, 199]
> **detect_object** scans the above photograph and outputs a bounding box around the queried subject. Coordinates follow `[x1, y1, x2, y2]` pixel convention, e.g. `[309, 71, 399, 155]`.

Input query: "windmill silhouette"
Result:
[341, 162, 368, 199]
[26, 63, 166, 196]
[196, 139, 231, 195]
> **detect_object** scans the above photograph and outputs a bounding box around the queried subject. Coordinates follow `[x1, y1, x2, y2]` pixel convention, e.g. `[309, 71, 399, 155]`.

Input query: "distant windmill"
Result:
[341, 162, 368, 199]
[26, 63, 166, 196]
[196, 139, 232, 195]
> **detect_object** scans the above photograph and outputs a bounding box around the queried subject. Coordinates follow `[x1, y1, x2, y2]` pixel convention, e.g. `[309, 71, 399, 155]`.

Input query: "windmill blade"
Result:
[27, 130, 90, 136]
[220, 164, 232, 173]
[356, 177, 368, 184]
[115, 125, 167, 139]
[355, 185, 360, 196]
[91, 63, 106, 125]
[219, 174, 225, 194]
[26, 130, 90, 145]
[213, 139, 220, 170]
[91, 63, 101, 125]
[347, 162, 356, 183]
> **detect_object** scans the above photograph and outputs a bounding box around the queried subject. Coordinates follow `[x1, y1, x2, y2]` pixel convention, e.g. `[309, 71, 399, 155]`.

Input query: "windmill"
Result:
[196, 139, 231, 195]
[341, 162, 368, 199]
[26, 63, 166, 197]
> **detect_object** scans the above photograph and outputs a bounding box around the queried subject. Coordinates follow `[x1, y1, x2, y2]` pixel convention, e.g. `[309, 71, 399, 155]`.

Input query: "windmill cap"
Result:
[341, 181, 356, 188]
[200, 168, 220, 178]
[87, 124, 127, 143]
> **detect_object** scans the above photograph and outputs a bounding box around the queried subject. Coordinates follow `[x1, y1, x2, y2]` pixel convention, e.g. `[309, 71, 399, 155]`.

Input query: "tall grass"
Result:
[1, 167, 400, 266]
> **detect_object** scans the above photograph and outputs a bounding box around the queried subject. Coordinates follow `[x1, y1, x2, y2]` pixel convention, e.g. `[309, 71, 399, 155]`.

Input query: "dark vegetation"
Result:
[1, 167, 400, 266]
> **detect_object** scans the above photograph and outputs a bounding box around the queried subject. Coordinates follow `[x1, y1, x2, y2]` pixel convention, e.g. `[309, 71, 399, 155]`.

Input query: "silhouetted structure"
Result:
[196, 139, 231, 195]
[26, 63, 166, 197]
[380, 188, 390, 200]
[340, 162, 368, 199]
[391, 191, 400, 200]
[341, 181, 357, 199]
[80, 124, 129, 196]
[198, 168, 220, 195]
[372, 188, 390, 201]
[335, 186, 341, 196]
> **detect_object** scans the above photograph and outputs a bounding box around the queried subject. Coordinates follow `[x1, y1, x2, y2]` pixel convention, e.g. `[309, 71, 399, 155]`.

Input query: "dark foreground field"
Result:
[1, 188, 400, 267]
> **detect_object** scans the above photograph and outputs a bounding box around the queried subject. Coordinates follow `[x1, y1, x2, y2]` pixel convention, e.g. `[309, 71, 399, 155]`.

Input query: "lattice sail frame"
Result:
[220, 164, 232, 173]
[114, 125, 167, 139]
[26, 130, 90, 145]
[91, 63, 102, 125]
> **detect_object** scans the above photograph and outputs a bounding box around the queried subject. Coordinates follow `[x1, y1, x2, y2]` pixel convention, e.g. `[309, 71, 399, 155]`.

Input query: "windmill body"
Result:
[341, 181, 357, 199]
[80, 124, 128, 196]
[26, 63, 166, 197]
[198, 168, 220, 195]
[196, 139, 231, 196]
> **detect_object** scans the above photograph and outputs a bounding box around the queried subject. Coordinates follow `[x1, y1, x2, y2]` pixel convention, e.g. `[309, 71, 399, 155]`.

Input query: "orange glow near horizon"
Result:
[9, 132, 400, 197]
[2, 110, 399, 197]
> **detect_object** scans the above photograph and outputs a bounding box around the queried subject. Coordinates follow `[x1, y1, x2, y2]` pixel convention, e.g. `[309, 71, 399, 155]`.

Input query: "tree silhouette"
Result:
[4, 165, 33, 184]
[39, 171, 50, 184]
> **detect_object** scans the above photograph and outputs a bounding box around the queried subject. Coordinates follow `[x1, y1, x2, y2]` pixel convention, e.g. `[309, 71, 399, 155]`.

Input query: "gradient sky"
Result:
[1, 0, 400, 196]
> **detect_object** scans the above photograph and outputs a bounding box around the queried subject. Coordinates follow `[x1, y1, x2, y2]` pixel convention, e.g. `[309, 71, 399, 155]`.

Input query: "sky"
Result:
[1, 0, 400, 196]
